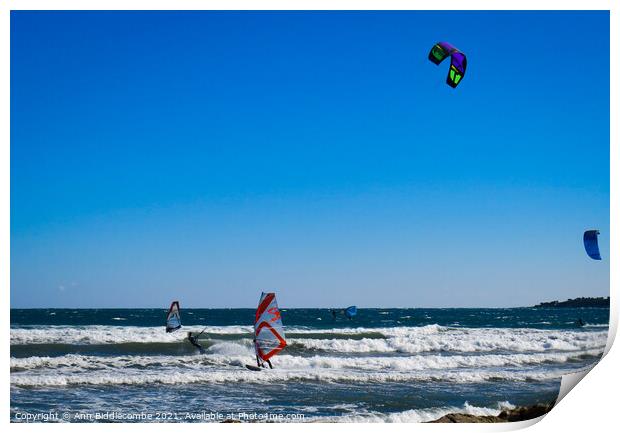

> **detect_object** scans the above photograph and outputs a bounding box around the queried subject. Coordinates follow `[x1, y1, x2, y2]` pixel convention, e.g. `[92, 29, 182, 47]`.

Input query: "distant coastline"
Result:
[533, 297, 610, 308]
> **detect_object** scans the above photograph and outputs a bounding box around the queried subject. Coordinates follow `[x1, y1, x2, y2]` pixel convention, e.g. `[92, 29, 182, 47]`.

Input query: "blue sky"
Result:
[11, 11, 609, 308]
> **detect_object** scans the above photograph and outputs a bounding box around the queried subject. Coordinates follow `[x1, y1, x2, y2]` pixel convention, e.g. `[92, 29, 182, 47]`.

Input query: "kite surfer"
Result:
[187, 331, 205, 354]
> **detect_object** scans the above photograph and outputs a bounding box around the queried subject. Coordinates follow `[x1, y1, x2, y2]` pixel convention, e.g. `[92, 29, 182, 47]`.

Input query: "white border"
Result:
[2, 1, 617, 432]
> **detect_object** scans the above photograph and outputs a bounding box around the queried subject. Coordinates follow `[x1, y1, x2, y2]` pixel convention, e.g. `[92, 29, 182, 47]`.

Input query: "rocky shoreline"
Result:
[222, 403, 556, 423]
[428, 403, 554, 423]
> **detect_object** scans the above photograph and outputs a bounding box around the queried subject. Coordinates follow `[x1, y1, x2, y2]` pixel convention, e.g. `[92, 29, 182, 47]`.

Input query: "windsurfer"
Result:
[253, 338, 273, 369]
[246, 292, 285, 372]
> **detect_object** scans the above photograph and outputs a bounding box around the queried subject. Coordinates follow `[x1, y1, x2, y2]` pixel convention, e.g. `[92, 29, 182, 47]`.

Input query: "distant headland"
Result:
[533, 297, 610, 308]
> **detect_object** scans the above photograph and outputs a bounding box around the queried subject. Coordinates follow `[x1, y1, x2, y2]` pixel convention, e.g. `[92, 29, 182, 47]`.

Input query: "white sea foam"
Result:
[8, 324, 447, 345]
[10, 364, 569, 387]
[294, 329, 607, 354]
[10, 323, 606, 393]
[10, 348, 601, 373]
[9, 325, 253, 345]
[318, 401, 511, 423]
[10, 324, 608, 356]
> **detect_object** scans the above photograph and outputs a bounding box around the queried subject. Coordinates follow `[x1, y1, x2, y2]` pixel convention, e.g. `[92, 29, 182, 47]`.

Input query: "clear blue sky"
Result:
[11, 11, 609, 308]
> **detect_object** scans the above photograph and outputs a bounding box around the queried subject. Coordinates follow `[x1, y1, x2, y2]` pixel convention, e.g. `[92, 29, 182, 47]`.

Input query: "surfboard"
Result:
[244, 364, 263, 372]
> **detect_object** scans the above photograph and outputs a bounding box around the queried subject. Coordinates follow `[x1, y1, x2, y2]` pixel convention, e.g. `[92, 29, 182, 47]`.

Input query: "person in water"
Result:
[187, 332, 205, 354]
[253, 338, 273, 369]
[577, 318, 585, 327]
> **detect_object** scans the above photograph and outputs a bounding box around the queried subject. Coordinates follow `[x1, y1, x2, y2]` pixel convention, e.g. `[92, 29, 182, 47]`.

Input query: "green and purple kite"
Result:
[428, 42, 467, 88]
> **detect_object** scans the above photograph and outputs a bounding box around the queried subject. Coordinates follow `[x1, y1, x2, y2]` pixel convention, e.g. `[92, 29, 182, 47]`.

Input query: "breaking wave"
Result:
[10, 325, 607, 356]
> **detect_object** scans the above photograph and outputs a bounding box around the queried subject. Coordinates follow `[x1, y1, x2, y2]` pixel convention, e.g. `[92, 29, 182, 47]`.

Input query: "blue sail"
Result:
[344, 306, 357, 319]
[583, 230, 601, 260]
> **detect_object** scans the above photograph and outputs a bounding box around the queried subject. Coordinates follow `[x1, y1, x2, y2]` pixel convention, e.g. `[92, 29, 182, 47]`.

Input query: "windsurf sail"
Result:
[331, 306, 357, 320]
[166, 301, 182, 332]
[254, 292, 287, 366]
[344, 306, 357, 319]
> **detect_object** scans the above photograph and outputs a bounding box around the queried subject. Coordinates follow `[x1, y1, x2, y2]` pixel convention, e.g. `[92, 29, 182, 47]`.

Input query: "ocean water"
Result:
[11, 308, 608, 423]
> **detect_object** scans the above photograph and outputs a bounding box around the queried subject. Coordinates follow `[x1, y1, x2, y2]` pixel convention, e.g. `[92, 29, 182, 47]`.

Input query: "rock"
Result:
[429, 403, 554, 423]
[498, 403, 554, 422]
[430, 413, 503, 423]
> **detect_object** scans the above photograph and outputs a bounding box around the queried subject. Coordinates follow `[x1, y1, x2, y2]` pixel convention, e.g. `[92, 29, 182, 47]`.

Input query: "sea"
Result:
[10, 307, 609, 423]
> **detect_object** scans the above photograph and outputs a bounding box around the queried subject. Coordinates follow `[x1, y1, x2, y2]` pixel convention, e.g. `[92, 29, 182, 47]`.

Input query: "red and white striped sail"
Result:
[254, 292, 287, 361]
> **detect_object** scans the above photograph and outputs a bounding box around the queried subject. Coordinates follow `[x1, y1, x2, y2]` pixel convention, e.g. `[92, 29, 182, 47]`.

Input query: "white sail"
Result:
[166, 301, 182, 333]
